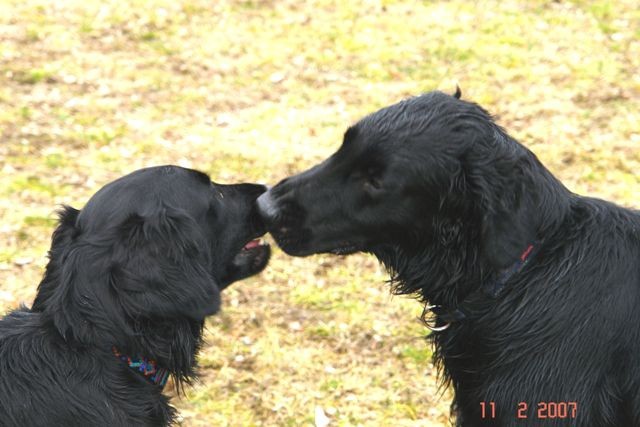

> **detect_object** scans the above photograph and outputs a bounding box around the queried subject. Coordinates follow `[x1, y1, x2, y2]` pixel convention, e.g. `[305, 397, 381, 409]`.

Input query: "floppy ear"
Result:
[111, 204, 221, 321]
[467, 144, 537, 269]
[32, 205, 80, 311]
[43, 204, 219, 344]
[480, 173, 537, 268]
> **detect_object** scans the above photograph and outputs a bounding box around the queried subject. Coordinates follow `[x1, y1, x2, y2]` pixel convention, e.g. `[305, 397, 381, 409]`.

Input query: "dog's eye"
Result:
[363, 167, 383, 191]
[365, 176, 382, 190]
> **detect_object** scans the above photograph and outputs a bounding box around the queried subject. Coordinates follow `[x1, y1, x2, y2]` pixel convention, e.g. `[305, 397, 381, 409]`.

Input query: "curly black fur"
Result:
[258, 91, 640, 426]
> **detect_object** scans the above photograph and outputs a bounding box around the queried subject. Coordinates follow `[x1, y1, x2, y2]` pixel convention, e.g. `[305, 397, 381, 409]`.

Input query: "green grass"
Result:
[1, 0, 639, 425]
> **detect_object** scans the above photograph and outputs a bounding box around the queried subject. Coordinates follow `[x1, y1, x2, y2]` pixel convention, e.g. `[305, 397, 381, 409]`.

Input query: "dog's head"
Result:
[258, 91, 562, 273]
[34, 166, 270, 343]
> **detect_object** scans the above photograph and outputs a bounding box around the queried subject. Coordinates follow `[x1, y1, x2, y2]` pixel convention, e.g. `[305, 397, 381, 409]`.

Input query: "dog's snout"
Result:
[256, 191, 280, 222]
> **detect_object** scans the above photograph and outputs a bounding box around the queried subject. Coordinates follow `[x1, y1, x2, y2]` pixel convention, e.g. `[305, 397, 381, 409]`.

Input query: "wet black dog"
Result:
[0, 166, 270, 426]
[257, 90, 640, 426]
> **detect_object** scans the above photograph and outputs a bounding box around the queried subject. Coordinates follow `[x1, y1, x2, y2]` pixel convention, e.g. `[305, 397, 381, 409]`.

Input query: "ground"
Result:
[0, 0, 638, 426]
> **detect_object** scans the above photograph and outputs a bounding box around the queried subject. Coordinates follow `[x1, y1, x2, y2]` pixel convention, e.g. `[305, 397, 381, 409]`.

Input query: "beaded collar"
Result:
[112, 347, 170, 389]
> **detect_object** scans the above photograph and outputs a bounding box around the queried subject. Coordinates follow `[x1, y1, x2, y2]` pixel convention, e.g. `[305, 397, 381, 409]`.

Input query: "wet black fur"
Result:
[258, 91, 640, 426]
[0, 166, 270, 426]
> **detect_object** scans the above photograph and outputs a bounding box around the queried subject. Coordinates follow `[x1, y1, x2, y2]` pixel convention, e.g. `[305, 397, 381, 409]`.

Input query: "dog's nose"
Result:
[256, 191, 280, 222]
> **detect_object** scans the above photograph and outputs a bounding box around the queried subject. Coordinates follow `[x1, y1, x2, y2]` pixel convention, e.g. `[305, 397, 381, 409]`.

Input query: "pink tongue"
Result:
[243, 239, 260, 250]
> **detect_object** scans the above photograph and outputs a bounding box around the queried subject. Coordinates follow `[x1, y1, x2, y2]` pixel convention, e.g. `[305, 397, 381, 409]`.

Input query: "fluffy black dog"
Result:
[0, 165, 270, 426]
[257, 90, 640, 426]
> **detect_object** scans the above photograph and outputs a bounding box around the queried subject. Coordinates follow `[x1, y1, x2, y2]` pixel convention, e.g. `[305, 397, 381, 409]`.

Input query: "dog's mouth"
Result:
[220, 236, 271, 288]
[328, 243, 358, 255]
[268, 226, 315, 256]
[270, 227, 359, 257]
[238, 237, 271, 269]
[234, 236, 271, 272]
[242, 238, 265, 251]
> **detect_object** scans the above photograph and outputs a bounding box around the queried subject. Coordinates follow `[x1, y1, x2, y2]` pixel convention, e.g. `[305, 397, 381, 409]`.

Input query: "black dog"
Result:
[257, 90, 640, 426]
[0, 165, 270, 426]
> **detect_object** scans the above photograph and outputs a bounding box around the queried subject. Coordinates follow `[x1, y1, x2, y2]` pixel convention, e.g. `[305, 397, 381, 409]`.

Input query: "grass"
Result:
[0, 0, 638, 425]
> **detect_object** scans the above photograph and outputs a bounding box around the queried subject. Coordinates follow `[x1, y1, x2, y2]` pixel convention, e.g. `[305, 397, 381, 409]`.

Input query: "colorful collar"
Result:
[423, 242, 540, 331]
[112, 347, 170, 389]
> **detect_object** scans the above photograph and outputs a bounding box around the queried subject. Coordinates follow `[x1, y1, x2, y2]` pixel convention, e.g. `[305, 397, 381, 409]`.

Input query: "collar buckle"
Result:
[421, 305, 451, 332]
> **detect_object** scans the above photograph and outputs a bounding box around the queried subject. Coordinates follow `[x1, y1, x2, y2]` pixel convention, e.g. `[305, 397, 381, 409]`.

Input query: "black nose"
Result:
[256, 191, 280, 223]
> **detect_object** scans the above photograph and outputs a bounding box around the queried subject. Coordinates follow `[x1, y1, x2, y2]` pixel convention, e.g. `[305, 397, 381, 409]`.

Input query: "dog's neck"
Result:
[371, 223, 488, 308]
[41, 301, 204, 390]
[370, 231, 513, 399]
[114, 317, 205, 388]
[112, 346, 171, 389]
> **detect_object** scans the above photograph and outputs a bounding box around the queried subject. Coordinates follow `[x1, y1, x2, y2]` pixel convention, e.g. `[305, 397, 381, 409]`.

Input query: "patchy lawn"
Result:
[0, 0, 638, 425]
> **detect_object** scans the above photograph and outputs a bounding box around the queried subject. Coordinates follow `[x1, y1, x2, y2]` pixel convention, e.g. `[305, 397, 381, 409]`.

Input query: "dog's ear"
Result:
[480, 176, 536, 269]
[111, 204, 221, 321]
[453, 85, 462, 99]
[32, 205, 80, 311]
[43, 204, 219, 344]
[467, 145, 537, 269]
